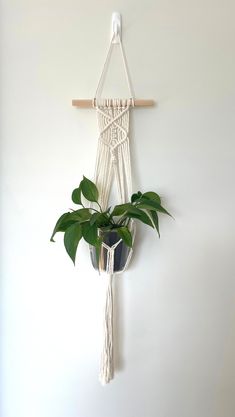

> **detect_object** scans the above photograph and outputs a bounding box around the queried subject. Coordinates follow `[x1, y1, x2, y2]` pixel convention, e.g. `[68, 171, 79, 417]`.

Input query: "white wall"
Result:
[1, 1, 235, 416]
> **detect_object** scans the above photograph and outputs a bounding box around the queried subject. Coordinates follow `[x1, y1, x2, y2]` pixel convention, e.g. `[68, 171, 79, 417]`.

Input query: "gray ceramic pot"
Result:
[90, 229, 132, 273]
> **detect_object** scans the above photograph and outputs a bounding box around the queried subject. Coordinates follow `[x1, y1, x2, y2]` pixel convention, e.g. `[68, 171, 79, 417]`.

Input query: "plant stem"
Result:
[81, 201, 100, 214]
[96, 201, 103, 212]
[89, 207, 100, 213]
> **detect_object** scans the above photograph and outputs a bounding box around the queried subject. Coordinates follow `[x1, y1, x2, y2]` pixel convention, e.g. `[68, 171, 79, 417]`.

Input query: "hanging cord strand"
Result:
[94, 33, 134, 105]
[93, 33, 135, 385]
[117, 34, 135, 103]
[99, 273, 114, 385]
[94, 35, 115, 104]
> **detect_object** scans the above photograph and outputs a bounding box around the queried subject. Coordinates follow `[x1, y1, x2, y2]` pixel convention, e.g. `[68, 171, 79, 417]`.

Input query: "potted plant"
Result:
[50, 176, 171, 272]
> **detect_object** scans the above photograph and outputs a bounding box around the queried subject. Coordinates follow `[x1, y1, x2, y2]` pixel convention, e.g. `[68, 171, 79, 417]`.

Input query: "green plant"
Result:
[50, 176, 171, 264]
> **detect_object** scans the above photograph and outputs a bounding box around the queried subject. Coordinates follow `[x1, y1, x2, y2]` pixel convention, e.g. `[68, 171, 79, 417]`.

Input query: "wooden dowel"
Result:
[72, 99, 155, 108]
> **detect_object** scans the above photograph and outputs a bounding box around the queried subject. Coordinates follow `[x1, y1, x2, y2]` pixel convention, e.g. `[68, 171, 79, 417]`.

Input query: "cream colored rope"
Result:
[93, 35, 135, 385]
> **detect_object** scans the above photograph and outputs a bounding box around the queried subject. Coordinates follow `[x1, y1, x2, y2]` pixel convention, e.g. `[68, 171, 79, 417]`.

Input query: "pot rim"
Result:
[98, 226, 128, 234]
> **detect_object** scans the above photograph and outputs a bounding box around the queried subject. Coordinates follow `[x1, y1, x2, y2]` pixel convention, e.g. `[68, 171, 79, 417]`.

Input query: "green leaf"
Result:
[116, 227, 133, 247]
[127, 206, 143, 215]
[142, 191, 161, 204]
[82, 222, 98, 245]
[64, 222, 82, 264]
[71, 186, 82, 204]
[131, 193, 140, 203]
[111, 203, 132, 216]
[69, 208, 91, 222]
[148, 210, 160, 237]
[50, 209, 91, 242]
[90, 212, 109, 227]
[95, 236, 103, 267]
[127, 209, 154, 228]
[80, 176, 99, 202]
[90, 212, 100, 226]
[138, 198, 172, 216]
[50, 212, 75, 242]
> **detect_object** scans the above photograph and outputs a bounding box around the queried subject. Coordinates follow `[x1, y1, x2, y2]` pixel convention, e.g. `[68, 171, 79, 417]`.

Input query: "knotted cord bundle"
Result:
[93, 35, 135, 384]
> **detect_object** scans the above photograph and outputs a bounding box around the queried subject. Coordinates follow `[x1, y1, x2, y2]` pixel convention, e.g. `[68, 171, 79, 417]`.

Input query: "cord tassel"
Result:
[99, 274, 114, 385]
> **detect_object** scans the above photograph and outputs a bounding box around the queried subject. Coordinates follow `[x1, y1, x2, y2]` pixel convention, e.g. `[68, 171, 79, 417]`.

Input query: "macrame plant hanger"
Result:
[95, 32, 135, 386]
[72, 14, 154, 385]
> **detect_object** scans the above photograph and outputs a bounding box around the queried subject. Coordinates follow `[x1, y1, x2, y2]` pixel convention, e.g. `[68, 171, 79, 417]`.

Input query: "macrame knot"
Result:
[110, 150, 117, 164]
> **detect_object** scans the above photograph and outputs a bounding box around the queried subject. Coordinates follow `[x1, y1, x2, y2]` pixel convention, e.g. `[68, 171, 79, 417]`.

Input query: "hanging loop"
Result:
[94, 15, 134, 103]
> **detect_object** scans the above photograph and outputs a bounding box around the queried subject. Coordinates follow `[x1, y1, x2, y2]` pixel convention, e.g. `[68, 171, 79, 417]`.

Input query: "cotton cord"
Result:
[93, 35, 135, 385]
[94, 33, 134, 103]
[94, 99, 133, 210]
[99, 274, 114, 385]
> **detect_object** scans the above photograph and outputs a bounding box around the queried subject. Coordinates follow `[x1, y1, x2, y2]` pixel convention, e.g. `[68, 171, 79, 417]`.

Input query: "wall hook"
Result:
[111, 12, 121, 44]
